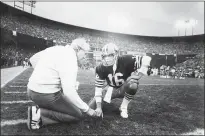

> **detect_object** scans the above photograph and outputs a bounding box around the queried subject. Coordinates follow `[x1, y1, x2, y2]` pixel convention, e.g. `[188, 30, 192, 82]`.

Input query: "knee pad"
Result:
[125, 80, 139, 95]
[129, 82, 139, 90]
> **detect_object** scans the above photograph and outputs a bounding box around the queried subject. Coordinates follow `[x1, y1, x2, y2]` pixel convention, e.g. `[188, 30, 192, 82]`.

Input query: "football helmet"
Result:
[101, 43, 119, 66]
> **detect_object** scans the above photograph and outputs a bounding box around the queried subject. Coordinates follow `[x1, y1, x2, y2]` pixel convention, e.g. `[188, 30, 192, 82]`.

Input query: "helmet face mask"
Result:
[101, 43, 119, 67]
[102, 53, 116, 66]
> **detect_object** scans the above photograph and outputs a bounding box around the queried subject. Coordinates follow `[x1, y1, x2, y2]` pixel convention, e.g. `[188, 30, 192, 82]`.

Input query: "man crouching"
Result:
[27, 38, 97, 130]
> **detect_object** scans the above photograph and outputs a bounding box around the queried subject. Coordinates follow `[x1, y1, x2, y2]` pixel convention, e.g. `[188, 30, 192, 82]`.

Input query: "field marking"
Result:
[180, 128, 204, 135]
[4, 91, 27, 94]
[9, 85, 27, 88]
[1, 119, 27, 127]
[12, 82, 28, 84]
[1, 67, 28, 88]
[1, 100, 32, 104]
[16, 79, 28, 81]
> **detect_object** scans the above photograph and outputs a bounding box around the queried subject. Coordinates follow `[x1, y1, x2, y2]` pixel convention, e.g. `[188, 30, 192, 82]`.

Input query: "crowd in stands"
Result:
[175, 54, 204, 78]
[1, 14, 204, 55]
[1, 3, 204, 72]
[149, 54, 204, 79]
[1, 43, 35, 68]
[1, 28, 39, 68]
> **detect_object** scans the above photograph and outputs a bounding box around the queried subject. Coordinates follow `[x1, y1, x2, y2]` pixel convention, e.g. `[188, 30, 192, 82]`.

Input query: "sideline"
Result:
[1, 66, 28, 88]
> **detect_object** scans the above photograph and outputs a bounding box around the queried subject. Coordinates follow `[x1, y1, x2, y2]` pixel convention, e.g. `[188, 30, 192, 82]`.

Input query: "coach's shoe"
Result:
[27, 105, 42, 130]
[119, 108, 128, 118]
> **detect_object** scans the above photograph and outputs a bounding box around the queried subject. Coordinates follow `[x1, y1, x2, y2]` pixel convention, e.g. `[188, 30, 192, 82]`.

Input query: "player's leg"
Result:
[111, 77, 139, 118]
[27, 89, 82, 130]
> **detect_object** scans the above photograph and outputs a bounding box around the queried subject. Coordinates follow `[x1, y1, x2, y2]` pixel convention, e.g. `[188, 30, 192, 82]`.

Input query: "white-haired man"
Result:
[27, 38, 97, 130]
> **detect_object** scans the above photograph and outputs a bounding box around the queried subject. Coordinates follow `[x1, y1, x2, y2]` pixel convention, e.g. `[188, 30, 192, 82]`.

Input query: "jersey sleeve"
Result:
[138, 56, 152, 75]
[131, 55, 142, 70]
[95, 65, 105, 88]
[125, 55, 151, 75]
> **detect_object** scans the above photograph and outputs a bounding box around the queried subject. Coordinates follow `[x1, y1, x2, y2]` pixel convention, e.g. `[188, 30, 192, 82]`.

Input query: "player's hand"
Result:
[95, 107, 103, 117]
[127, 72, 142, 82]
[86, 108, 97, 117]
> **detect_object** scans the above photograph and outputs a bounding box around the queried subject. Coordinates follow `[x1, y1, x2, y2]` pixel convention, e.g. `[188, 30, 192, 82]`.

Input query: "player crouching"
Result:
[88, 43, 152, 119]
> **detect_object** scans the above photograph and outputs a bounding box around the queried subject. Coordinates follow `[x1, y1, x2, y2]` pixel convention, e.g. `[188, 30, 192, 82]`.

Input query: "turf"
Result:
[1, 68, 204, 135]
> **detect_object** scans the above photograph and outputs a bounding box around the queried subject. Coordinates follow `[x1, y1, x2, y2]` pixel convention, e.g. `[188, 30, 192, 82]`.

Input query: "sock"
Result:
[120, 92, 134, 110]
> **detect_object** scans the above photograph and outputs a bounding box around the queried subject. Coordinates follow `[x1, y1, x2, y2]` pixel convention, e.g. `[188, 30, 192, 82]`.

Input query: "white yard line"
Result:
[9, 85, 27, 88]
[4, 91, 27, 94]
[1, 100, 32, 104]
[12, 82, 28, 84]
[15, 79, 28, 81]
[1, 119, 27, 127]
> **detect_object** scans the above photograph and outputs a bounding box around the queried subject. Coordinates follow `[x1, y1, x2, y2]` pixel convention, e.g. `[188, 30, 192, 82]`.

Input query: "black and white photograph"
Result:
[1, 1, 204, 135]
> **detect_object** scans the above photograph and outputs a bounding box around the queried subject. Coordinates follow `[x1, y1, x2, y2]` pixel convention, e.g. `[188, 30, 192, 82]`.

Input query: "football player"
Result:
[88, 43, 152, 118]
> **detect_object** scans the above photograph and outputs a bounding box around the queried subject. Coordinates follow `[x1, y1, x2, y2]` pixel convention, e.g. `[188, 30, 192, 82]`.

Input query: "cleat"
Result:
[27, 106, 42, 130]
[119, 108, 128, 118]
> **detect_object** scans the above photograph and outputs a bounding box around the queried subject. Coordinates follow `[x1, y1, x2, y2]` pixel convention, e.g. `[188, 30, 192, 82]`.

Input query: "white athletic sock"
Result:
[120, 92, 134, 110]
[120, 98, 130, 110]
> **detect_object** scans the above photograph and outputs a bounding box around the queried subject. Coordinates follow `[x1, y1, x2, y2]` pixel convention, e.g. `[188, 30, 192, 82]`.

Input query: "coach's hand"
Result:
[95, 107, 103, 117]
[86, 108, 97, 117]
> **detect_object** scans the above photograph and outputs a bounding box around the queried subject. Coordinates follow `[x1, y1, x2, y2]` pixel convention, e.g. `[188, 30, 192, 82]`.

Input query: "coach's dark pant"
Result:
[27, 88, 83, 126]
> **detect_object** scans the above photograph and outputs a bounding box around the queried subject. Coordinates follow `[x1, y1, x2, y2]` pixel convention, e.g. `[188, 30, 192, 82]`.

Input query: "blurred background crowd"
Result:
[1, 2, 204, 79]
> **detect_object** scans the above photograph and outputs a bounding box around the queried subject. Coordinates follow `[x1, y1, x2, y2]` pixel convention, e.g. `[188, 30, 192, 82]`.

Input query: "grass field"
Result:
[1, 68, 204, 135]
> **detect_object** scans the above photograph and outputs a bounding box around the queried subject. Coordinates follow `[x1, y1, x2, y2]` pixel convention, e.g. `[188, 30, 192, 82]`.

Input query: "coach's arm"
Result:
[58, 52, 96, 117]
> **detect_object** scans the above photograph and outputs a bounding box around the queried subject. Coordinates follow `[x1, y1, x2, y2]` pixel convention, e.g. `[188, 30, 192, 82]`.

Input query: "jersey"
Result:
[95, 55, 143, 88]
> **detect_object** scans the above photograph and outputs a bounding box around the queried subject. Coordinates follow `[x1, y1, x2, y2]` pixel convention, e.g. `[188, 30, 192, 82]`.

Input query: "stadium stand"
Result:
[1, 13, 204, 54]
[0, 2, 204, 74]
[175, 54, 204, 78]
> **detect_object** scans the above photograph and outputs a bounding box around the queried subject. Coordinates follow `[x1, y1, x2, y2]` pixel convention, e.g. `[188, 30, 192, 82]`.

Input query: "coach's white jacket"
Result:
[27, 45, 89, 112]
